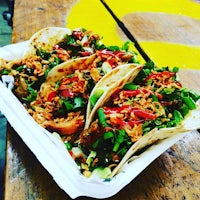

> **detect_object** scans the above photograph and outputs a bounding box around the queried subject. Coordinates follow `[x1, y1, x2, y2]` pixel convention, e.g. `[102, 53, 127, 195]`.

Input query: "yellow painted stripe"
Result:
[66, 0, 200, 70]
[66, 0, 124, 46]
[141, 42, 200, 70]
[104, 0, 200, 69]
[105, 0, 200, 20]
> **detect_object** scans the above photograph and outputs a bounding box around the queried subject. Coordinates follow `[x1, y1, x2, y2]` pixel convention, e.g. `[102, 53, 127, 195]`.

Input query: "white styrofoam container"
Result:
[0, 43, 189, 199]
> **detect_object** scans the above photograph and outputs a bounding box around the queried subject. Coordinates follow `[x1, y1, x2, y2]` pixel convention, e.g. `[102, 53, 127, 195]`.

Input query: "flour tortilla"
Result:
[111, 105, 200, 177]
[40, 61, 143, 120]
[85, 63, 143, 129]
[0, 27, 73, 74]
[23, 27, 72, 57]
[40, 54, 97, 99]
[82, 64, 200, 177]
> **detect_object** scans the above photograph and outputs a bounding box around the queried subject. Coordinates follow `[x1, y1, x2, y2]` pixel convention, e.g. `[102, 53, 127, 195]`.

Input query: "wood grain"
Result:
[5, 0, 200, 199]
[5, 124, 200, 200]
[12, 0, 79, 43]
[119, 12, 200, 46]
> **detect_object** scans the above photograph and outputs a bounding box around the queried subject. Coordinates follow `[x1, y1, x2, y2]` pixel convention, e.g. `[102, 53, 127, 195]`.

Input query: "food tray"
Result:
[0, 42, 189, 199]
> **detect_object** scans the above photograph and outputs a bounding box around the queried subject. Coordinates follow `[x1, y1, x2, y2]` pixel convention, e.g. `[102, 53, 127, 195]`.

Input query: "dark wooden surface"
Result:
[5, 0, 200, 199]
[12, 0, 78, 43]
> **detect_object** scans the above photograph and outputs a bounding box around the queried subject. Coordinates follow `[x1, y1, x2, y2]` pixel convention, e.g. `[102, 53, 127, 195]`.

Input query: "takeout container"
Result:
[0, 42, 189, 199]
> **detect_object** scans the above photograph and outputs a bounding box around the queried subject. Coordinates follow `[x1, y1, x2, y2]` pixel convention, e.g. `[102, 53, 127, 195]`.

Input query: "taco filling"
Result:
[1, 27, 200, 180]
[0, 28, 106, 100]
[67, 62, 200, 178]
[0, 27, 138, 141]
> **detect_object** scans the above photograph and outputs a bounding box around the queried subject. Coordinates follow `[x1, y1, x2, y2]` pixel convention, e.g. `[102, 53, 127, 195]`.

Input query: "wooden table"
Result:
[4, 0, 200, 199]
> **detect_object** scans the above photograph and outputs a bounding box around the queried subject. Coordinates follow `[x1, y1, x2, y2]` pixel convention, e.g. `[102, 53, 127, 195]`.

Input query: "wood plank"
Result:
[5, 0, 200, 199]
[12, 0, 79, 43]
[5, 125, 200, 200]
[103, 0, 200, 70]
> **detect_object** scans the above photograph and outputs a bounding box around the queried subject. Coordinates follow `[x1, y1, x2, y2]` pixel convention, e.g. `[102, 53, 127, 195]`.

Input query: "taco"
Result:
[24, 26, 138, 66]
[0, 27, 138, 110]
[29, 61, 142, 143]
[0, 28, 139, 141]
[23, 27, 72, 57]
[84, 63, 143, 129]
[67, 62, 200, 178]
[0, 27, 105, 101]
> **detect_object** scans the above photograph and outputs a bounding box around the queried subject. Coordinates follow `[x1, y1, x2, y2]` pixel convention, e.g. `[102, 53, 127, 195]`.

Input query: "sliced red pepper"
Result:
[72, 30, 83, 40]
[121, 89, 142, 97]
[47, 91, 57, 102]
[107, 57, 118, 69]
[173, 81, 182, 87]
[164, 80, 182, 88]
[60, 89, 74, 98]
[128, 119, 144, 127]
[114, 51, 125, 58]
[78, 51, 92, 57]
[111, 88, 121, 98]
[104, 104, 157, 122]
[103, 105, 157, 120]
[103, 105, 132, 114]
[112, 118, 125, 129]
[145, 71, 175, 81]
[68, 150, 73, 157]
[132, 109, 157, 120]
[97, 49, 125, 58]
[155, 92, 163, 100]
